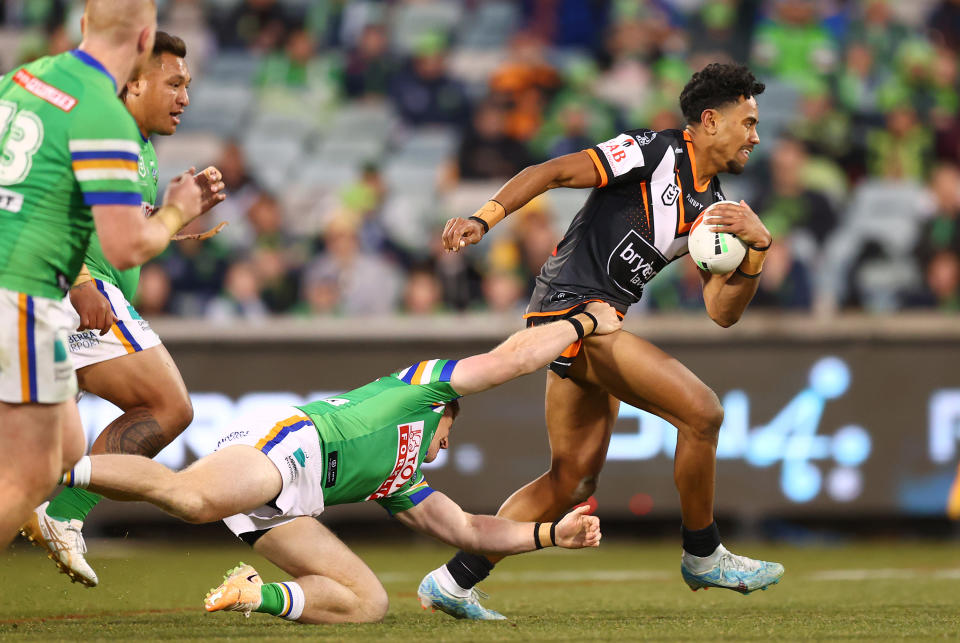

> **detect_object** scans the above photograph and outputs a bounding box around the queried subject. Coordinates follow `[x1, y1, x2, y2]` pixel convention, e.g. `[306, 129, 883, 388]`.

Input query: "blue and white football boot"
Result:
[681, 545, 784, 595]
[417, 570, 506, 620]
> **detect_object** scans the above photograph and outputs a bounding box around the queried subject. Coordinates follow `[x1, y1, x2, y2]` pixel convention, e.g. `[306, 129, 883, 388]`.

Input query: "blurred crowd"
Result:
[3, 0, 960, 318]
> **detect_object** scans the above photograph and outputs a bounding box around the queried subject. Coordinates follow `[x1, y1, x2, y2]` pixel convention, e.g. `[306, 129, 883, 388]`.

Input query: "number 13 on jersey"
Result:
[0, 100, 44, 191]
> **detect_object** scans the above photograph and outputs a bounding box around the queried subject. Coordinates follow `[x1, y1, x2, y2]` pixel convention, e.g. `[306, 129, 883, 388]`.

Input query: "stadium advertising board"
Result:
[78, 336, 960, 520]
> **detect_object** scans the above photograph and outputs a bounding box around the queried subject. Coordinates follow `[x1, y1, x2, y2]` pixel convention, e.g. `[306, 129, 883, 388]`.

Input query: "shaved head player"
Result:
[20, 31, 226, 587]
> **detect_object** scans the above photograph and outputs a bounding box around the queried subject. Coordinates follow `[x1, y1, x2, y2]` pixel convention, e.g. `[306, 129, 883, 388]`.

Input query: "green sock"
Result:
[255, 583, 284, 615]
[45, 487, 102, 522]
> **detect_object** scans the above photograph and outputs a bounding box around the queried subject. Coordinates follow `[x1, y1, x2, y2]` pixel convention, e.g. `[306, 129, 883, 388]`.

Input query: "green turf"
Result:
[2, 539, 958, 641]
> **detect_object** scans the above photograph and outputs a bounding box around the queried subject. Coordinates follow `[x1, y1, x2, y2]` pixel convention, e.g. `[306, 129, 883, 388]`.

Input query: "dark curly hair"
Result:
[679, 63, 765, 125]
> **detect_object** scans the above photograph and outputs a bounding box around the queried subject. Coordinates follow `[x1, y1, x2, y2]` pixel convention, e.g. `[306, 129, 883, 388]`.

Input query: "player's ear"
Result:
[126, 78, 145, 97]
[701, 108, 720, 135]
[137, 26, 153, 55]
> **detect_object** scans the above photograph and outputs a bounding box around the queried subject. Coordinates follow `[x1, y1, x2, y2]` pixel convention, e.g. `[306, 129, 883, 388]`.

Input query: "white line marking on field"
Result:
[378, 570, 673, 583]
[381, 568, 960, 584]
[806, 568, 960, 581]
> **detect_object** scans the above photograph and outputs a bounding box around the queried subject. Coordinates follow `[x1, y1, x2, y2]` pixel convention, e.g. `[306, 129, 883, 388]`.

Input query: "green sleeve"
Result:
[68, 98, 143, 207]
[375, 473, 436, 516]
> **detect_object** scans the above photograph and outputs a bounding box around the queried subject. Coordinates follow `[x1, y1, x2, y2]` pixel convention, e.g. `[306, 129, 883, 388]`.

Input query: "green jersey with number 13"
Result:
[0, 50, 143, 300]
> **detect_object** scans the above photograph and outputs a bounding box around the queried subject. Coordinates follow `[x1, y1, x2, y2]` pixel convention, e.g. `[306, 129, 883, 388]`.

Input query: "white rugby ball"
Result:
[688, 200, 747, 274]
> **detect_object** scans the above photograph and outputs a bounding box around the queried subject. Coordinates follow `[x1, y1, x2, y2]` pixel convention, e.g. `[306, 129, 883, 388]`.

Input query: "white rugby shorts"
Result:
[217, 405, 327, 538]
[64, 279, 161, 370]
[0, 287, 78, 403]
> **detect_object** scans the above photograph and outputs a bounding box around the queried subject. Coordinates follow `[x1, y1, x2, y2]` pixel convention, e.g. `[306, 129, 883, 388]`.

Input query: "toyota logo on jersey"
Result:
[367, 420, 424, 500]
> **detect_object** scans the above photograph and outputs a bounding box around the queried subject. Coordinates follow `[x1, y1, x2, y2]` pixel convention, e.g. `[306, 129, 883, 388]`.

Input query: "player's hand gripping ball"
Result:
[688, 200, 748, 274]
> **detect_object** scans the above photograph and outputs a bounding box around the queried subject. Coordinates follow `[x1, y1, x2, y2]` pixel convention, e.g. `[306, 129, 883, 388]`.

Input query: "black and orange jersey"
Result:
[526, 128, 726, 317]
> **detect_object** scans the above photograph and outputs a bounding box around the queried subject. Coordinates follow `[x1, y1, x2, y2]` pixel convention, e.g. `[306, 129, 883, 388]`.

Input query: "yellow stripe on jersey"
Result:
[71, 159, 138, 171]
[254, 415, 312, 451]
[410, 360, 428, 385]
[18, 293, 29, 402]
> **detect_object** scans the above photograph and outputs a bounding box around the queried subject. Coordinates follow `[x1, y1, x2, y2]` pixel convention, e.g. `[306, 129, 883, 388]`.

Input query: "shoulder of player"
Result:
[616, 128, 682, 149]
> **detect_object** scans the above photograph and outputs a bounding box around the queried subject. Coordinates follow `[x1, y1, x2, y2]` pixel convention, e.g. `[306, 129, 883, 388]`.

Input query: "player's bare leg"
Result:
[575, 330, 783, 593]
[23, 345, 193, 585]
[206, 516, 390, 624]
[574, 330, 723, 530]
[1, 399, 85, 547]
[70, 445, 282, 523]
[423, 372, 617, 617]
[433, 329, 780, 607]
[496, 372, 618, 530]
[80, 345, 193, 458]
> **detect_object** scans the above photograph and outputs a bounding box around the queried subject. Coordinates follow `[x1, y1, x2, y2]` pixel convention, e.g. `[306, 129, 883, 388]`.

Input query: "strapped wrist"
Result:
[472, 199, 507, 232]
[579, 311, 598, 335]
[72, 264, 93, 288]
[155, 204, 186, 237]
[567, 317, 585, 340]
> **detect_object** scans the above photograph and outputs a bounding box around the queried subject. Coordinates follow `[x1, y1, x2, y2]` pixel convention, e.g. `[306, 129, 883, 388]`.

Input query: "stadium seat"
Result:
[242, 135, 304, 192]
[389, 1, 465, 55]
[395, 127, 459, 165]
[153, 133, 225, 193]
[324, 102, 397, 144]
[754, 79, 799, 158]
[853, 257, 921, 312]
[381, 191, 441, 253]
[456, 1, 519, 48]
[205, 51, 261, 84]
[845, 179, 927, 227]
[297, 157, 361, 189]
[179, 82, 254, 137]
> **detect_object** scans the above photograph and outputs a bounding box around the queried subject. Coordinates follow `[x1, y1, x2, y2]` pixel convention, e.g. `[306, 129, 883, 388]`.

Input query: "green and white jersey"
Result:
[0, 50, 142, 300]
[85, 135, 158, 300]
[296, 359, 460, 515]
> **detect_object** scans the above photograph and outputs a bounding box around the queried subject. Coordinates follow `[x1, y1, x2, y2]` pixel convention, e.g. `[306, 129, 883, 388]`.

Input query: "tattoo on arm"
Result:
[99, 408, 170, 458]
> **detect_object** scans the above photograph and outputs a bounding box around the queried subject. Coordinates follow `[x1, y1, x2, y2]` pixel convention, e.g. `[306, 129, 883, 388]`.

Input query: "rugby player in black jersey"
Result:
[419, 63, 784, 620]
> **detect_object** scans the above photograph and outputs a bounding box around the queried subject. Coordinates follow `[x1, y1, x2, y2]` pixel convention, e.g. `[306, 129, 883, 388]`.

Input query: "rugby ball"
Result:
[688, 200, 747, 274]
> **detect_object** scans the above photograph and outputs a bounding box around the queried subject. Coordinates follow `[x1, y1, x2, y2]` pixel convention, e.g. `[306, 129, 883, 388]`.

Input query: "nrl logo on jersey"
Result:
[661, 183, 679, 206]
[138, 155, 146, 178]
[367, 420, 424, 500]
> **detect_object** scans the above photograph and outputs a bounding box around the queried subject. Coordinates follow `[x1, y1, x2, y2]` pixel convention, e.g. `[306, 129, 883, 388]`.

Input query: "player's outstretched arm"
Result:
[699, 200, 771, 327]
[449, 301, 621, 396]
[442, 151, 600, 252]
[394, 491, 600, 555]
[93, 169, 204, 269]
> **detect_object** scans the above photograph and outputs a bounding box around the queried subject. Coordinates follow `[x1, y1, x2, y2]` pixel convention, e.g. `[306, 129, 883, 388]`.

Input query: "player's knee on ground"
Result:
[356, 585, 389, 623]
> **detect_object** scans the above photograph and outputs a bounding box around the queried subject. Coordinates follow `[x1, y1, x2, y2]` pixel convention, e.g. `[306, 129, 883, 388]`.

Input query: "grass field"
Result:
[2, 537, 958, 641]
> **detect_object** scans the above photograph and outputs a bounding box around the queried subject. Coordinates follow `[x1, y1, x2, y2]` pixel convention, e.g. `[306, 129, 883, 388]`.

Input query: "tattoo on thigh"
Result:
[102, 408, 169, 458]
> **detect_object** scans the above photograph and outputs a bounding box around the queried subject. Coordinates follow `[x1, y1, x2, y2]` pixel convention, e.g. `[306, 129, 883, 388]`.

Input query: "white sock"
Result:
[61, 455, 91, 488]
[682, 543, 726, 573]
[433, 564, 472, 598]
[278, 581, 305, 621]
